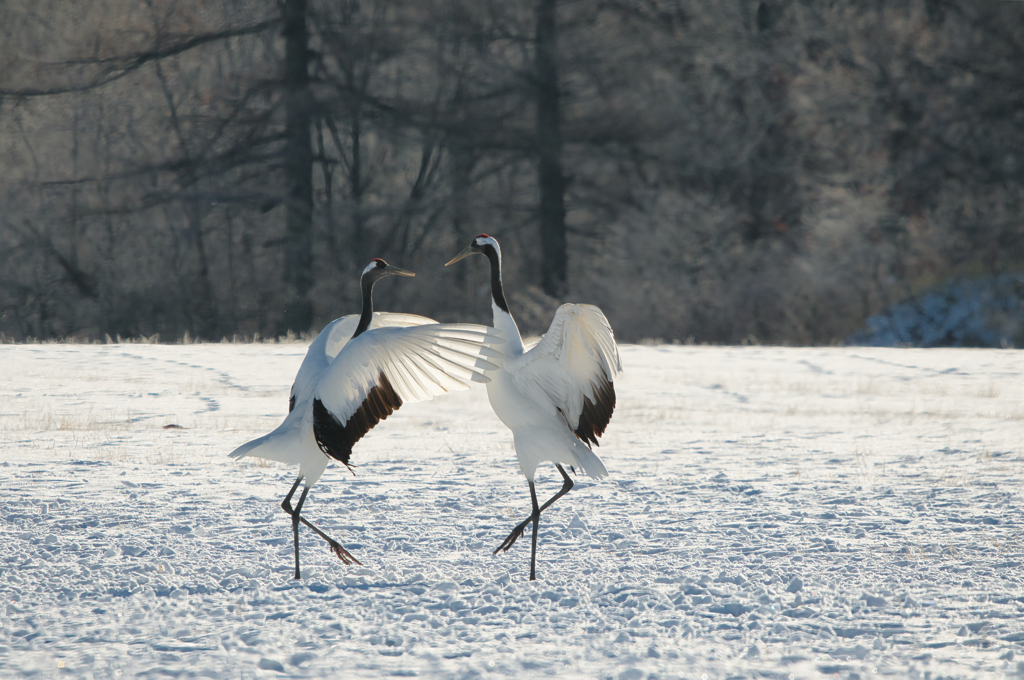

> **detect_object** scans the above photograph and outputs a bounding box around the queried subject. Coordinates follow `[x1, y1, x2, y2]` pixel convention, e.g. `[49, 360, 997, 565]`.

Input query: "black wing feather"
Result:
[574, 372, 616, 447]
[312, 372, 403, 469]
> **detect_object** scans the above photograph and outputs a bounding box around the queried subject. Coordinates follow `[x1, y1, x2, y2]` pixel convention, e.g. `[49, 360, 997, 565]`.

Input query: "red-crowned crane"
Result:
[230, 259, 502, 579]
[446, 236, 621, 580]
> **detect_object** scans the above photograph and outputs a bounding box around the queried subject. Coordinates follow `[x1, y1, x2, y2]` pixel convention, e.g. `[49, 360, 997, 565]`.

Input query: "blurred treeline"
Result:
[1, 0, 1021, 344]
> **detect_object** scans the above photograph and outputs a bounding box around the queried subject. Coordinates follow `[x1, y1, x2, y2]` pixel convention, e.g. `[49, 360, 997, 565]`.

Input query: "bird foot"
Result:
[328, 541, 362, 566]
[493, 517, 533, 555]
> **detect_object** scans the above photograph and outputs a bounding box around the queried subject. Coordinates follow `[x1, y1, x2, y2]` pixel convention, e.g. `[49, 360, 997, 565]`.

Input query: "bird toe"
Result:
[330, 543, 361, 566]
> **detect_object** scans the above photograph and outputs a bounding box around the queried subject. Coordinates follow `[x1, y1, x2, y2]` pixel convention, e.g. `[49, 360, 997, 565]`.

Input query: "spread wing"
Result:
[312, 323, 503, 467]
[509, 304, 622, 446]
[289, 312, 437, 412]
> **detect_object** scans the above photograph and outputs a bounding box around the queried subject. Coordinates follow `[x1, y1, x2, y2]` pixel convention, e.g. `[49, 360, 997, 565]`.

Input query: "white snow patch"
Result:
[1, 344, 1023, 678]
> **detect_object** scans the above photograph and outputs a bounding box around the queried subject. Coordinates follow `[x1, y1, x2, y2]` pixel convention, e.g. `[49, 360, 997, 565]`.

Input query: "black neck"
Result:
[353, 274, 377, 337]
[484, 245, 510, 314]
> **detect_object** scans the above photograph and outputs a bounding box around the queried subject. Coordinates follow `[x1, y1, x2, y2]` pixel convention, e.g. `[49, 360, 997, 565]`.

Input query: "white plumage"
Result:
[288, 312, 434, 415]
[501, 303, 621, 480]
[230, 312, 432, 484]
[446, 235, 622, 580]
[229, 314, 500, 485]
[229, 259, 502, 578]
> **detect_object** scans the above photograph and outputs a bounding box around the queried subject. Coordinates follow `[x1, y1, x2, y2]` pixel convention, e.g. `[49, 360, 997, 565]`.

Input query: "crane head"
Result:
[362, 258, 415, 281]
[445, 234, 500, 266]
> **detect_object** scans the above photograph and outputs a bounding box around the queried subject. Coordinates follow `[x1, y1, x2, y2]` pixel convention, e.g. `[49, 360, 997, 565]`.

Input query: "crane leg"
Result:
[281, 476, 307, 579]
[528, 481, 540, 581]
[281, 475, 361, 580]
[493, 464, 574, 580]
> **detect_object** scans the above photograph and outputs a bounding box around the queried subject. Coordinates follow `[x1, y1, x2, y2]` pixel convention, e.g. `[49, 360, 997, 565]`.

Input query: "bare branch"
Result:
[0, 19, 280, 98]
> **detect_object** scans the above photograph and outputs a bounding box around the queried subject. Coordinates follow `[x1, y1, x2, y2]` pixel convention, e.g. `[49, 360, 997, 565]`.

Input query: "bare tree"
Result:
[2, 0, 1022, 344]
[281, 0, 315, 333]
[535, 0, 568, 298]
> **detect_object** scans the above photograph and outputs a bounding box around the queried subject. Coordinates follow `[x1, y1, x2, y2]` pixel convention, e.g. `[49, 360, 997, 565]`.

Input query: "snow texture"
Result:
[849, 275, 1024, 348]
[1, 343, 1023, 679]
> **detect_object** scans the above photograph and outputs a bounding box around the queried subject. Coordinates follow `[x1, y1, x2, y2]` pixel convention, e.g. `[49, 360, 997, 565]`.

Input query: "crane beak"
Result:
[384, 265, 416, 277]
[445, 246, 474, 266]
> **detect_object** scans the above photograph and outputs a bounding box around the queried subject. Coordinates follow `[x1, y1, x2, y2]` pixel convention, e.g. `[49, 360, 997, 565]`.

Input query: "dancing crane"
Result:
[230, 259, 502, 579]
[446, 235, 621, 580]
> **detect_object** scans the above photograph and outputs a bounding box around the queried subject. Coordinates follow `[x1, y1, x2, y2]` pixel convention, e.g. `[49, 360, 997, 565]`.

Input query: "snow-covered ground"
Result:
[1, 342, 1023, 679]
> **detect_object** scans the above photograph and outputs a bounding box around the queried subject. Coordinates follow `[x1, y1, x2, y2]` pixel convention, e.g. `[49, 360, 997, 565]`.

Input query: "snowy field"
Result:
[1, 342, 1023, 680]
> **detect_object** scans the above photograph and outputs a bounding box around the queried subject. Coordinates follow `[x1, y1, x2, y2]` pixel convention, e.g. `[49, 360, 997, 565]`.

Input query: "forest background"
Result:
[1, 0, 1021, 345]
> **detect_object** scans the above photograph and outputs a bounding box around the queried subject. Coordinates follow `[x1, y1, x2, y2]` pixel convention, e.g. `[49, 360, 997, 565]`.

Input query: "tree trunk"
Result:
[535, 0, 567, 299]
[282, 0, 314, 333]
[154, 60, 219, 339]
[350, 103, 369, 266]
